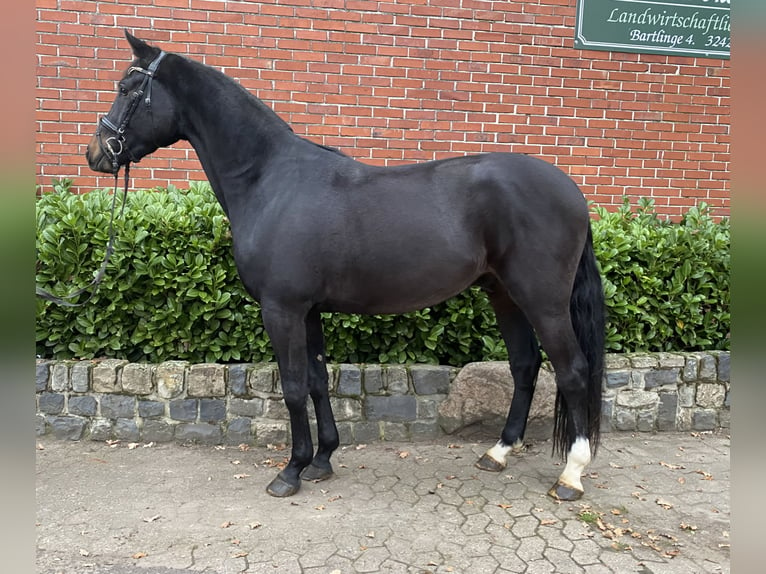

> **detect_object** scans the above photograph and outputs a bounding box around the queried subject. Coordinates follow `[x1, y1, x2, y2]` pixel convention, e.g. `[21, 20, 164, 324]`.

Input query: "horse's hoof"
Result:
[547, 481, 584, 501]
[475, 453, 506, 472]
[300, 461, 334, 482]
[266, 472, 300, 498]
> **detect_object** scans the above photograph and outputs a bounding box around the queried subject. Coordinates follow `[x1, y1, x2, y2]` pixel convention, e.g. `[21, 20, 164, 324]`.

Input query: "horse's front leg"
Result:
[300, 307, 339, 482]
[260, 303, 314, 497]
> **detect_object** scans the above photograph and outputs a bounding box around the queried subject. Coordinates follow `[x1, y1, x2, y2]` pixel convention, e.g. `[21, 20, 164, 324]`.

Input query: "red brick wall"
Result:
[36, 0, 730, 217]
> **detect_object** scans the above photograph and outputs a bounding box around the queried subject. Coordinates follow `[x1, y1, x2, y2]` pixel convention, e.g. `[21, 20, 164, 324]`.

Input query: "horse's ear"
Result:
[125, 30, 158, 61]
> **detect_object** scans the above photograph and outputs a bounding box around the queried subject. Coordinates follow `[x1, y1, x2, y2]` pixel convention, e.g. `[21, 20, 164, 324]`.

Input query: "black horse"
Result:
[87, 32, 605, 502]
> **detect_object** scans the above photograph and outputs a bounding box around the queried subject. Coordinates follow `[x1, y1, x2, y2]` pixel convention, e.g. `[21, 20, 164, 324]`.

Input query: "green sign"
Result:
[574, 0, 730, 59]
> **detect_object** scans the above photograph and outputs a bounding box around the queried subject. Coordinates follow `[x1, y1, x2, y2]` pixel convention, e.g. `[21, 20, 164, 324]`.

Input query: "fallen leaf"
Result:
[238, 444, 250, 451]
[656, 498, 674, 510]
[448, 443, 462, 449]
[680, 523, 698, 531]
[232, 551, 248, 558]
[214, 445, 226, 451]
[609, 462, 623, 469]
[231, 539, 241, 545]
[233, 474, 250, 479]
[142, 442, 155, 448]
[328, 495, 342, 502]
[231, 460, 241, 465]
[660, 461, 685, 470]
[366, 531, 375, 538]
[610, 508, 622, 515]
[677, 476, 686, 484]
[498, 503, 512, 509]
[398, 451, 410, 459]
[221, 521, 233, 528]
[695, 470, 714, 480]
[132, 552, 147, 559]
[248, 522, 262, 530]
[36, 443, 44, 450]
[79, 549, 90, 557]
[127, 443, 139, 450]
[315, 505, 326, 511]
[541, 519, 557, 526]
[142, 514, 161, 523]
[355, 444, 367, 450]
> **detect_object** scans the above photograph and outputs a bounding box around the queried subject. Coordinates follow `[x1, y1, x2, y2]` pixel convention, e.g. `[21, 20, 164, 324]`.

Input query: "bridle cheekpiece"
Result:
[98, 50, 167, 172]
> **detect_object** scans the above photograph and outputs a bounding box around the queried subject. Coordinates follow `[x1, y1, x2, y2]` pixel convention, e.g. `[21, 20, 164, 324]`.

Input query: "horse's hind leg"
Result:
[475, 280, 542, 472]
[260, 302, 314, 497]
[301, 307, 340, 482]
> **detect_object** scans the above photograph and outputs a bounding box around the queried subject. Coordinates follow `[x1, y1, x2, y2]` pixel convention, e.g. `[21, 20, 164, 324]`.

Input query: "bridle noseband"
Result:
[36, 50, 167, 308]
[98, 50, 166, 172]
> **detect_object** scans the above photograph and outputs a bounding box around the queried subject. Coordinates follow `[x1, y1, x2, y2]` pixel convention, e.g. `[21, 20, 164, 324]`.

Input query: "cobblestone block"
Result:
[657, 393, 678, 431]
[155, 361, 187, 399]
[383, 366, 409, 395]
[613, 408, 637, 431]
[337, 364, 362, 396]
[605, 371, 629, 389]
[717, 352, 730, 382]
[92, 359, 127, 393]
[336, 421, 354, 445]
[36, 361, 50, 392]
[38, 393, 65, 414]
[89, 419, 113, 441]
[228, 364, 250, 397]
[693, 409, 717, 431]
[254, 422, 288, 446]
[411, 365, 451, 395]
[353, 421, 381, 443]
[68, 395, 97, 417]
[169, 399, 198, 422]
[71, 362, 91, 393]
[138, 400, 165, 418]
[229, 397, 265, 418]
[657, 353, 686, 368]
[628, 353, 658, 369]
[188, 363, 226, 397]
[363, 365, 383, 394]
[696, 383, 726, 408]
[50, 363, 69, 392]
[249, 364, 277, 394]
[366, 395, 417, 422]
[328, 397, 362, 421]
[176, 423, 223, 445]
[678, 383, 696, 408]
[121, 363, 153, 395]
[699, 353, 717, 382]
[637, 409, 655, 432]
[142, 420, 175, 442]
[200, 399, 227, 423]
[114, 419, 140, 441]
[225, 417, 252, 445]
[48, 416, 85, 440]
[683, 356, 699, 381]
[410, 420, 441, 439]
[600, 397, 614, 433]
[644, 368, 680, 389]
[100, 394, 136, 419]
[382, 422, 410, 441]
[36, 414, 46, 436]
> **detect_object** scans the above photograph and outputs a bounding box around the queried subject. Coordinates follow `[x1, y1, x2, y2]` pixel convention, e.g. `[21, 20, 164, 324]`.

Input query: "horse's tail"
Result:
[552, 225, 606, 458]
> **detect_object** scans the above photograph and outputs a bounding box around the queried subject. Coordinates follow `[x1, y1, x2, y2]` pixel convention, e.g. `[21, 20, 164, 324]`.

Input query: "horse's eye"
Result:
[119, 85, 128, 96]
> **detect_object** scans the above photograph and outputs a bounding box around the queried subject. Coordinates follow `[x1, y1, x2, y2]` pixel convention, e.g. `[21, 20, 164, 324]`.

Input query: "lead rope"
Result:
[35, 164, 130, 307]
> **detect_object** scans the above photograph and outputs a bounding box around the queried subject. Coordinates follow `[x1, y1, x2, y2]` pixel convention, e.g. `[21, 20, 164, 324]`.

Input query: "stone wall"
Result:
[35, 352, 729, 445]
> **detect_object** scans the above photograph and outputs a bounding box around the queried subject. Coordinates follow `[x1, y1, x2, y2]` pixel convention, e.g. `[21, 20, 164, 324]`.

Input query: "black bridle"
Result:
[36, 51, 166, 308]
[98, 50, 167, 172]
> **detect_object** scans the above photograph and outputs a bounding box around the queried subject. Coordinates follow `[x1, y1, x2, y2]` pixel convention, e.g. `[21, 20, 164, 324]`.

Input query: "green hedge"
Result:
[36, 182, 729, 364]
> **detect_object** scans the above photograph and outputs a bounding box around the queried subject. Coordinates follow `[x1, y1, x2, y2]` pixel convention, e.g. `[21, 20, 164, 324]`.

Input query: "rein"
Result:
[37, 50, 167, 308]
[36, 166, 131, 307]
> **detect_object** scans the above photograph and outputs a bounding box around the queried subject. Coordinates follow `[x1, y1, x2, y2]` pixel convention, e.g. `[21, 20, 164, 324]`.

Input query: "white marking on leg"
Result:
[557, 437, 591, 492]
[486, 440, 512, 465]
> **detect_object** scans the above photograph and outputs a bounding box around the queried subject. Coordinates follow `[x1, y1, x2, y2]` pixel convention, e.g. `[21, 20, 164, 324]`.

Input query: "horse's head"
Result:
[86, 31, 180, 174]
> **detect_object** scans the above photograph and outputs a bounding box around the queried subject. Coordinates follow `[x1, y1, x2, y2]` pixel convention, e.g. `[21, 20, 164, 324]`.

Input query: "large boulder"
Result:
[437, 362, 557, 439]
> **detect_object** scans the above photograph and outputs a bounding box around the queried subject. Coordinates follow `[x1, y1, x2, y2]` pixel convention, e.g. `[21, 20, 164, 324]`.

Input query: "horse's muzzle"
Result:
[86, 132, 119, 174]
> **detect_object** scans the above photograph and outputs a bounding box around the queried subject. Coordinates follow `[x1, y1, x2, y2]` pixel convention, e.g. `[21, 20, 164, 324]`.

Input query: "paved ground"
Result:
[36, 430, 729, 574]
